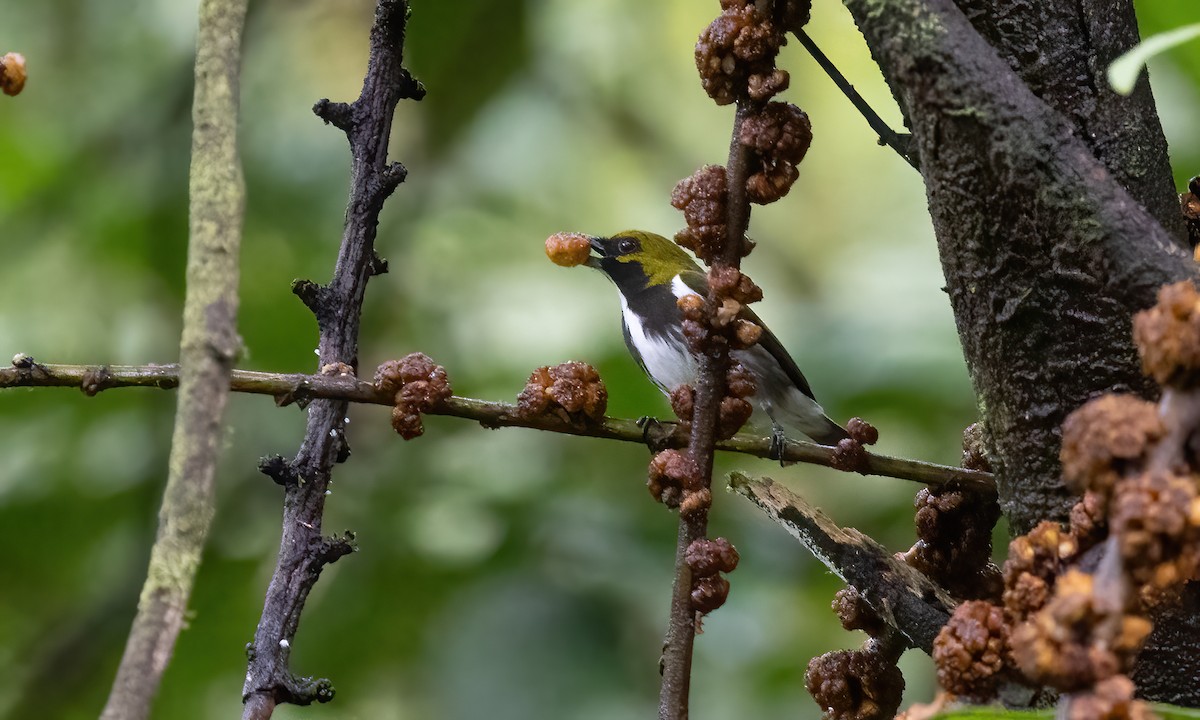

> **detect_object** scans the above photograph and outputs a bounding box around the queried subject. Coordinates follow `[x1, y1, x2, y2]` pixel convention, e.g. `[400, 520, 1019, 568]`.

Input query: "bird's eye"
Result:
[617, 238, 638, 254]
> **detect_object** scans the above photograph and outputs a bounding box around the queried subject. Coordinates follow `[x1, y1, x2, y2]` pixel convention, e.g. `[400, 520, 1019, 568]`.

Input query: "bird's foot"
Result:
[636, 415, 656, 436]
[637, 415, 674, 452]
[767, 427, 790, 467]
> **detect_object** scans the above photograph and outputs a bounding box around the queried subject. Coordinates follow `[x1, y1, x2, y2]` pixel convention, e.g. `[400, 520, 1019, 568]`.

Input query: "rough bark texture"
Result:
[842, 0, 1197, 534]
[241, 2, 422, 717]
[953, 0, 1185, 244]
[100, 0, 248, 717]
[731, 474, 954, 652]
[1133, 583, 1200, 705]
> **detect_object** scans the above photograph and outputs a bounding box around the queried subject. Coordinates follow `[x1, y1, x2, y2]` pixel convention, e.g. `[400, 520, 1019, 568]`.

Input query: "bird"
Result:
[584, 230, 849, 448]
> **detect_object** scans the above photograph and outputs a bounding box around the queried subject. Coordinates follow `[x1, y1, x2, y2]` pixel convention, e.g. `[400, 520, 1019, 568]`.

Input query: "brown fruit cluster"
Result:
[961, 423, 991, 472]
[926, 280, 1200, 706]
[1060, 394, 1164, 498]
[678, 291, 712, 354]
[832, 586, 884, 637]
[1133, 281, 1200, 387]
[673, 269, 761, 440]
[779, 0, 812, 30]
[830, 437, 869, 472]
[687, 537, 739, 614]
[544, 231, 592, 267]
[846, 417, 879, 446]
[805, 649, 904, 720]
[669, 384, 695, 427]
[671, 165, 729, 265]
[932, 600, 1010, 700]
[904, 486, 1002, 600]
[1180, 176, 1200, 253]
[516, 361, 608, 424]
[709, 265, 763, 303]
[1068, 489, 1107, 550]
[1065, 675, 1156, 720]
[1111, 470, 1200, 590]
[695, 4, 787, 106]
[1010, 570, 1152, 691]
[1, 52, 26, 96]
[717, 362, 756, 439]
[709, 265, 766, 351]
[1001, 520, 1078, 617]
[740, 102, 813, 204]
[374, 353, 452, 440]
[647, 449, 701, 510]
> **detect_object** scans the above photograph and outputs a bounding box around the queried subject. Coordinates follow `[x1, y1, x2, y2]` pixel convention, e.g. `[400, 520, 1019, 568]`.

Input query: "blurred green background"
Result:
[2, 1, 1198, 718]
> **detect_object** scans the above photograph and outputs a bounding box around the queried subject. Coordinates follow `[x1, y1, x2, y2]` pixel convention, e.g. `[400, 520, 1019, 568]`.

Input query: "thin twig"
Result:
[240, 1, 422, 717]
[790, 28, 919, 170]
[0, 359, 997, 493]
[99, 0, 248, 717]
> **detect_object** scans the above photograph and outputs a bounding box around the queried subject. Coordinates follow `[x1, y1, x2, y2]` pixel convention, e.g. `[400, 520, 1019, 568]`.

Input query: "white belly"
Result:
[620, 295, 696, 392]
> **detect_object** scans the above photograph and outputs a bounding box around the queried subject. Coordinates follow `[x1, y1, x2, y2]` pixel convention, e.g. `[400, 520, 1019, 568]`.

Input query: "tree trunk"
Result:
[841, 0, 1197, 535]
[839, 0, 1200, 703]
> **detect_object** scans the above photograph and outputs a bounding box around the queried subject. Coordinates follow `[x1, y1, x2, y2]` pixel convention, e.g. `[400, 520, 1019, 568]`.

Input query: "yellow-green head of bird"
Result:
[586, 230, 701, 292]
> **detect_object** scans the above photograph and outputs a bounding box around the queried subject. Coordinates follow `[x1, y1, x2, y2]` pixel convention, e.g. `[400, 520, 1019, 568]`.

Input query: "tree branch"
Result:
[790, 29, 918, 170]
[729, 472, 954, 653]
[240, 2, 420, 717]
[0, 359, 997, 493]
[99, 0, 248, 717]
[659, 97, 759, 720]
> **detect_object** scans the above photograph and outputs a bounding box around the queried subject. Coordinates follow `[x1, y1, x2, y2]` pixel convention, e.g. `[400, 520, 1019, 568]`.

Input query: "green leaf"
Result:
[1108, 23, 1200, 95]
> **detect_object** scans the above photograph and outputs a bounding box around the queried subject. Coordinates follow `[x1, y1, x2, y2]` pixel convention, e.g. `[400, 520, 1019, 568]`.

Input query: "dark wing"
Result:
[678, 268, 818, 402]
[740, 305, 818, 402]
[677, 269, 708, 295]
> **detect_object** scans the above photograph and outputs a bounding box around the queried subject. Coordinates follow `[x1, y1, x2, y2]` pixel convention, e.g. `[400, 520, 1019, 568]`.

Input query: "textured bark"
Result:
[953, 0, 1185, 244]
[731, 474, 954, 652]
[241, 2, 422, 716]
[842, 0, 1197, 534]
[1133, 583, 1200, 705]
[100, 0, 248, 717]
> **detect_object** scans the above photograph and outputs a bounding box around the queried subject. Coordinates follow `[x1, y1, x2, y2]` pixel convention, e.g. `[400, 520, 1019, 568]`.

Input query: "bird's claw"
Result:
[637, 416, 676, 452]
[767, 427, 789, 467]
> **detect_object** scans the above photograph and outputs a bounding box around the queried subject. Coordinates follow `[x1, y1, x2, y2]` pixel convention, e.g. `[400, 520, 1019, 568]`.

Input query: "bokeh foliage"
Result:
[1, 0, 1197, 718]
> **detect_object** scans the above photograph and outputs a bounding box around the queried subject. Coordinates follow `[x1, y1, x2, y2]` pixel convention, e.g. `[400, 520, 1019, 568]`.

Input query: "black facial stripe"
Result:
[600, 255, 649, 294]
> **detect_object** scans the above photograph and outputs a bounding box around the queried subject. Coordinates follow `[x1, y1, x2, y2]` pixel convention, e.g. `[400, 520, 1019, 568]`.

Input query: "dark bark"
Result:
[1133, 583, 1200, 705]
[841, 0, 1197, 534]
[953, 0, 1185, 244]
[241, 2, 422, 717]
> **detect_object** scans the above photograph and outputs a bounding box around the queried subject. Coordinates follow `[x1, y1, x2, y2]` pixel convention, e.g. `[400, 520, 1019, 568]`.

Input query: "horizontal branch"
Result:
[0, 357, 995, 493]
[729, 472, 955, 652]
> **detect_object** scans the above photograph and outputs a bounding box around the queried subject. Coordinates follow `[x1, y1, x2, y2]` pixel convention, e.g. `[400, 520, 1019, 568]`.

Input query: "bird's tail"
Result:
[808, 415, 850, 446]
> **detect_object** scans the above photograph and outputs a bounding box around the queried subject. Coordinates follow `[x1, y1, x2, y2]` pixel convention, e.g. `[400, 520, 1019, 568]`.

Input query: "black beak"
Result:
[585, 236, 606, 268]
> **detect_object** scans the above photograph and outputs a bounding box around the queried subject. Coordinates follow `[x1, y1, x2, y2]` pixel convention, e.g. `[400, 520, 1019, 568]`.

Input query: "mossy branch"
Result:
[98, 1, 248, 718]
[0, 358, 996, 493]
[0, 357, 993, 492]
